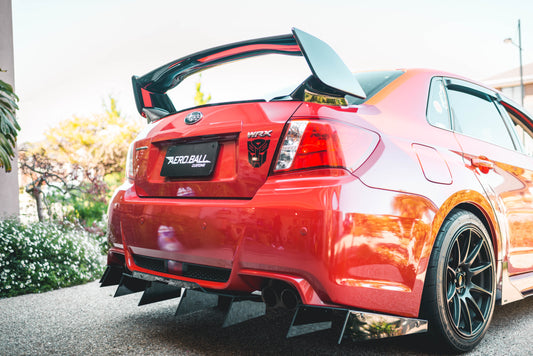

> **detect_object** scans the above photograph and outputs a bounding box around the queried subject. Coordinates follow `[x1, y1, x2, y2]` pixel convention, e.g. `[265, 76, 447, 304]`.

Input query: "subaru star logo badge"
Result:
[185, 111, 203, 125]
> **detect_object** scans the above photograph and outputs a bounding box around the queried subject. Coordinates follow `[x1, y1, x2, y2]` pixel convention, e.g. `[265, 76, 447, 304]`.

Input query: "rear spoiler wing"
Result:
[132, 28, 366, 121]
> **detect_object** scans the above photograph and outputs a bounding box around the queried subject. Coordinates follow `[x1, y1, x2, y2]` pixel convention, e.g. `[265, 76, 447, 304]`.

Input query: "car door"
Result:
[498, 102, 533, 279]
[445, 78, 533, 282]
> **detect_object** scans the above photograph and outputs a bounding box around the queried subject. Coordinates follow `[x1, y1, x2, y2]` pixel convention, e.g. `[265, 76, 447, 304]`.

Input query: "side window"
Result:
[447, 89, 515, 150]
[426, 78, 451, 129]
[506, 109, 533, 156]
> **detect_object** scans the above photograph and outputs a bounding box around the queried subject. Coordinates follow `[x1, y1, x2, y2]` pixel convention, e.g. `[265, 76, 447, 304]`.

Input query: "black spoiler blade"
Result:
[133, 28, 366, 119]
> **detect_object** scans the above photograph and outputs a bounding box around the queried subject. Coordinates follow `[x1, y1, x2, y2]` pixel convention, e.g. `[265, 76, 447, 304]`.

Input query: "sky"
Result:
[11, 0, 533, 143]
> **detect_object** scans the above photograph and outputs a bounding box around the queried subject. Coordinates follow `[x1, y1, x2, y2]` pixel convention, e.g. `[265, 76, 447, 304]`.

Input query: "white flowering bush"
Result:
[0, 219, 105, 298]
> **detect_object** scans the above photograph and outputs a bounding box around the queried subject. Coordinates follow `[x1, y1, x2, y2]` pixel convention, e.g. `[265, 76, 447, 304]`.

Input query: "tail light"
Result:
[125, 122, 157, 183]
[126, 142, 135, 182]
[273, 119, 379, 174]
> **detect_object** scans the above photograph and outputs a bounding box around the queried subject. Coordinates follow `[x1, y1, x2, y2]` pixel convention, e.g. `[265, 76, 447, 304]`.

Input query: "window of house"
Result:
[501, 86, 522, 105]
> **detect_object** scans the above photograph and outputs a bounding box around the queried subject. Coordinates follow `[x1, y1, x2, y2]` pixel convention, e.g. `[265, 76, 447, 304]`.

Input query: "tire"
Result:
[421, 209, 496, 353]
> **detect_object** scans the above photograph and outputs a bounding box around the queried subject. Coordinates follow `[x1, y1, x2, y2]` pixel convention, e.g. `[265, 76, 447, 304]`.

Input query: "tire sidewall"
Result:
[429, 211, 496, 352]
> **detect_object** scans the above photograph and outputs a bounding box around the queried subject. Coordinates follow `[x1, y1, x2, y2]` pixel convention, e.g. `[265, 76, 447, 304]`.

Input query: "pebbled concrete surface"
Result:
[0, 281, 532, 355]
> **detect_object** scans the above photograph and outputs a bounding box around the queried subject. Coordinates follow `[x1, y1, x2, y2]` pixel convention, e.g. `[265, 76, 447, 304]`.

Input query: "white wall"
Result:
[0, 0, 20, 218]
[499, 83, 533, 115]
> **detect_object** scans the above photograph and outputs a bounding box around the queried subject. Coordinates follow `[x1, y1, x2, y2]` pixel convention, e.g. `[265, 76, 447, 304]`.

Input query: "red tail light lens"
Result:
[273, 119, 379, 173]
[289, 121, 345, 170]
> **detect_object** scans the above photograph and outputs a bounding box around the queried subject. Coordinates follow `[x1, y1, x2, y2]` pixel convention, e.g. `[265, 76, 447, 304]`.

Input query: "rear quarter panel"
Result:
[344, 70, 502, 306]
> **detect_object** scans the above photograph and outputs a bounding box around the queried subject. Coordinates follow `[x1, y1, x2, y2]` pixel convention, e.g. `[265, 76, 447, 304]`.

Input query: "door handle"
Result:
[471, 156, 493, 173]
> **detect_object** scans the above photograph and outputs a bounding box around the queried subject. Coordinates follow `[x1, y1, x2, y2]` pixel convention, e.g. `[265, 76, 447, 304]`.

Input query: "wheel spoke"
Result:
[461, 229, 472, 265]
[450, 294, 461, 326]
[460, 296, 473, 334]
[470, 282, 493, 297]
[447, 281, 456, 302]
[447, 265, 456, 278]
[470, 261, 492, 276]
[465, 237, 483, 266]
[453, 239, 461, 268]
[466, 295, 485, 323]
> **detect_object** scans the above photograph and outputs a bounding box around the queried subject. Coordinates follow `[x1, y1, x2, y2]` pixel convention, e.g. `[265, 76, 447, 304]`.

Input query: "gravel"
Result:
[0, 281, 532, 355]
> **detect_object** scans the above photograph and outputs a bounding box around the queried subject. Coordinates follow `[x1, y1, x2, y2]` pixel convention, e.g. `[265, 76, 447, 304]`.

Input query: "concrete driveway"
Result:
[0, 281, 532, 355]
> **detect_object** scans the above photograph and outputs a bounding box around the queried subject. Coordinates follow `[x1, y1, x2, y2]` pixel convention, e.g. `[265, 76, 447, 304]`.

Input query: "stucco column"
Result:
[0, 0, 19, 218]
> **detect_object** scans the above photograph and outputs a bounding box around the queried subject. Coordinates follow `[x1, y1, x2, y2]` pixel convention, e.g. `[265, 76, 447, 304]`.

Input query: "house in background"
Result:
[484, 62, 533, 115]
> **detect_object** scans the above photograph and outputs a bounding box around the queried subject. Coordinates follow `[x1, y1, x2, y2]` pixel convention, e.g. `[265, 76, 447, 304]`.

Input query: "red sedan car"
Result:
[101, 28, 533, 352]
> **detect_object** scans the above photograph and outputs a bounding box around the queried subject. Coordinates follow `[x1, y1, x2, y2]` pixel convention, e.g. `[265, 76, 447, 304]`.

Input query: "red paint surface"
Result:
[107, 69, 533, 319]
[141, 88, 152, 107]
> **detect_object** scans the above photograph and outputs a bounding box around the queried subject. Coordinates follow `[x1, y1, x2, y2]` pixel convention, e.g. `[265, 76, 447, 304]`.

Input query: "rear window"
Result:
[347, 71, 404, 105]
[167, 59, 402, 113]
[167, 55, 310, 112]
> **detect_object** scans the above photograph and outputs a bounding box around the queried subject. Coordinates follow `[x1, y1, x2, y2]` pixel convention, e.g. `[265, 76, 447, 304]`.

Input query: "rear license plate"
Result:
[161, 142, 219, 178]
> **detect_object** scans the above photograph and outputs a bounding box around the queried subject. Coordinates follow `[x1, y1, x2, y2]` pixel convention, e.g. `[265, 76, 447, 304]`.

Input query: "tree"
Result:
[44, 96, 141, 177]
[18, 145, 78, 222]
[0, 68, 20, 172]
[194, 75, 211, 106]
[19, 97, 142, 226]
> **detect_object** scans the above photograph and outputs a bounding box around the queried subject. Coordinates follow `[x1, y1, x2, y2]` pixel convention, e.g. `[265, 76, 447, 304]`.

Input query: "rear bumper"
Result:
[107, 169, 436, 318]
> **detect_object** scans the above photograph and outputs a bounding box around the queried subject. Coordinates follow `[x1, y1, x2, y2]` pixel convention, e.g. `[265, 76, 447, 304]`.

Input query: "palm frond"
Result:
[0, 78, 20, 171]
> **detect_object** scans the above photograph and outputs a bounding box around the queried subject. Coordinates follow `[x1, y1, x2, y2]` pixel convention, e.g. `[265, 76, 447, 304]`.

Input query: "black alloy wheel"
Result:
[421, 209, 496, 353]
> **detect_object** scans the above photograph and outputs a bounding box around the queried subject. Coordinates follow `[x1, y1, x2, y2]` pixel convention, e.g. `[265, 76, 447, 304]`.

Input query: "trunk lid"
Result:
[133, 101, 301, 198]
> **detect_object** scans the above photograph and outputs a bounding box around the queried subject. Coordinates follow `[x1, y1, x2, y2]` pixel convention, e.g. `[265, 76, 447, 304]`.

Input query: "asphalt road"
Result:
[0, 281, 532, 355]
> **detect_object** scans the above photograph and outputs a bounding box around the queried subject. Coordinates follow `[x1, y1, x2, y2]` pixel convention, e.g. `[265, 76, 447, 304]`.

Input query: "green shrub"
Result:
[46, 184, 108, 228]
[0, 219, 105, 298]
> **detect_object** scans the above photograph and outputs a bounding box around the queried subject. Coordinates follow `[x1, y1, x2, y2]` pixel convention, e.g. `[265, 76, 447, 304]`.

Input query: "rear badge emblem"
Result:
[248, 130, 272, 138]
[248, 139, 270, 168]
[184, 111, 203, 125]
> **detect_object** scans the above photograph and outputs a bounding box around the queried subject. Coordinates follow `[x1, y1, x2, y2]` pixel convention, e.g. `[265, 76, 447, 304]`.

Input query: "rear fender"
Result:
[420, 190, 504, 305]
